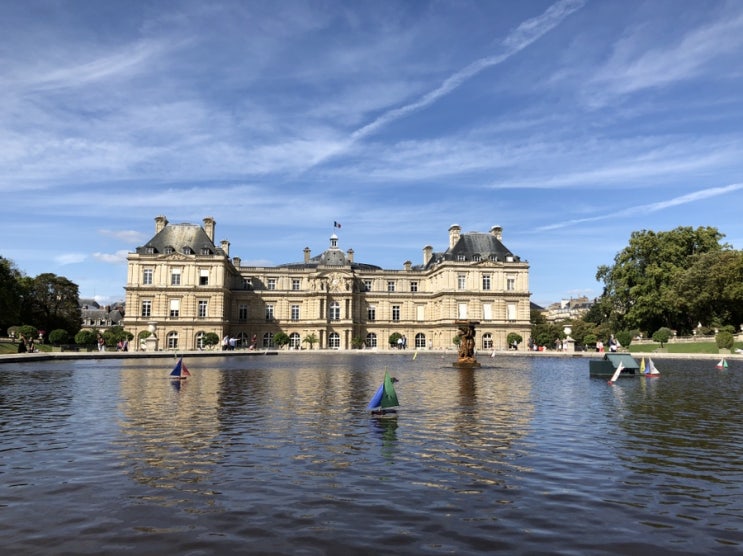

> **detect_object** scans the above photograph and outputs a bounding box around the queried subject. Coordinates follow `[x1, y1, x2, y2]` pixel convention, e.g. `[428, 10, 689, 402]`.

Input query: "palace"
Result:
[123, 216, 531, 351]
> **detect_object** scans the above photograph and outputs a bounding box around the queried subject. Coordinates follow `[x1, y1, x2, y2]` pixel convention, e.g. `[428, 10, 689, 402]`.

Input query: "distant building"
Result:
[544, 296, 593, 322]
[80, 299, 125, 330]
[123, 216, 532, 351]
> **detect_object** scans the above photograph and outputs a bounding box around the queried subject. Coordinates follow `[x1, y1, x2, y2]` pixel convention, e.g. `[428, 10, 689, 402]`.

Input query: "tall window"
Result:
[410, 281, 418, 292]
[141, 300, 152, 318]
[482, 303, 492, 321]
[292, 279, 300, 291]
[365, 332, 377, 348]
[143, 268, 153, 285]
[199, 269, 209, 286]
[507, 276, 516, 291]
[363, 280, 372, 291]
[387, 281, 396, 292]
[482, 333, 493, 349]
[169, 299, 180, 318]
[458, 274, 466, 290]
[392, 305, 400, 322]
[289, 333, 301, 349]
[458, 303, 468, 319]
[198, 300, 207, 318]
[265, 304, 274, 320]
[167, 331, 178, 349]
[170, 268, 181, 286]
[329, 301, 340, 321]
[291, 304, 300, 321]
[416, 305, 424, 321]
[238, 304, 248, 321]
[482, 274, 491, 290]
[195, 331, 206, 349]
[415, 333, 426, 349]
[507, 302, 517, 321]
[367, 305, 376, 321]
[262, 332, 274, 348]
[328, 332, 340, 349]
[268, 278, 276, 290]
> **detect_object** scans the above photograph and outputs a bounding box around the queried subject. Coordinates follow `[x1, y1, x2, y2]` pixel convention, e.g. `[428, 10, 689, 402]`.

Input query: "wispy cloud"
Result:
[538, 183, 743, 231]
[92, 251, 130, 265]
[54, 253, 87, 265]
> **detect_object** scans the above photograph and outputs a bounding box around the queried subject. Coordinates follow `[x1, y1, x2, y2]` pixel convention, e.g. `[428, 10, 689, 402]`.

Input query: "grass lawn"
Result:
[623, 341, 742, 354]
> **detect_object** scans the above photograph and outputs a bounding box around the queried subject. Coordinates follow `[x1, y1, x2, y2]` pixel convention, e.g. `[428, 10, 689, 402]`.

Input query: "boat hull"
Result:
[589, 353, 640, 377]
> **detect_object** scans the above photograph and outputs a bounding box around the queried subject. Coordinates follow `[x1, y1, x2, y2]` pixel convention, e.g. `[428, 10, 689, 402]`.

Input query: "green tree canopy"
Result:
[0, 257, 23, 334]
[23, 273, 82, 336]
[595, 226, 727, 334]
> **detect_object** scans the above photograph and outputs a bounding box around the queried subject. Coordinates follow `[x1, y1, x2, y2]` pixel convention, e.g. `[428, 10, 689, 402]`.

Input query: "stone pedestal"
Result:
[143, 336, 159, 352]
[563, 337, 575, 353]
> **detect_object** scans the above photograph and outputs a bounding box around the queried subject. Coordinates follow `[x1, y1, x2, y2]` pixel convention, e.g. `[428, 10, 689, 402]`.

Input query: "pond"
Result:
[0, 353, 741, 554]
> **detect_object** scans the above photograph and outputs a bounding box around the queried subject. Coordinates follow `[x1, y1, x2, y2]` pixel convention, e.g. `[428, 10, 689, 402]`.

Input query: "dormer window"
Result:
[200, 247, 211, 255]
[145, 246, 154, 254]
[457, 254, 466, 262]
[164, 247, 174, 255]
[182, 247, 192, 255]
[473, 254, 481, 262]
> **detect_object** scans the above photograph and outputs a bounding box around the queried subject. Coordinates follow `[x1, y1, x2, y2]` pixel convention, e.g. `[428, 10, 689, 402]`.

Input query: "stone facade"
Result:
[123, 217, 531, 351]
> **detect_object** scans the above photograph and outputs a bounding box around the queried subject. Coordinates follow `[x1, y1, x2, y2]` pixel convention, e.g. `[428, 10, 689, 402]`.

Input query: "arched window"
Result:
[289, 333, 301, 349]
[329, 301, 340, 321]
[482, 333, 493, 349]
[328, 332, 340, 349]
[415, 333, 426, 349]
[195, 331, 206, 350]
[262, 332, 274, 348]
[167, 331, 178, 350]
[365, 332, 377, 348]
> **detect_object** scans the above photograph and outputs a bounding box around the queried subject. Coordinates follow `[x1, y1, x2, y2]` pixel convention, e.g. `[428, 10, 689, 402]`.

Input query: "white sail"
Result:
[609, 361, 625, 383]
[646, 358, 660, 375]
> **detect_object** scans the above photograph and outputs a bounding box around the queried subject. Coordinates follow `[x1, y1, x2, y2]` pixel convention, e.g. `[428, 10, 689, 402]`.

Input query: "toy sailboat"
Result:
[368, 371, 399, 417]
[643, 357, 660, 377]
[716, 358, 728, 369]
[169, 357, 191, 380]
[608, 361, 625, 384]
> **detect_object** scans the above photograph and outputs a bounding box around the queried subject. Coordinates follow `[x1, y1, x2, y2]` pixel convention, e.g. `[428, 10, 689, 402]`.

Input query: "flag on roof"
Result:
[334, 221, 341, 228]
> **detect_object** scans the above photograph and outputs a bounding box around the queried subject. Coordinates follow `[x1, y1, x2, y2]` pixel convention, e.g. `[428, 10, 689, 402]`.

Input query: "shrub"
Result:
[273, 332, 290, 348]
[507, 332, 523, 348]
[389, 332, 402, 347]
[203, 332, 219, 347]
[75, 329, 97, 346]
[616, 330, 632, 348]
[716, 330, 734, 350]
[49, 329, 70, 345]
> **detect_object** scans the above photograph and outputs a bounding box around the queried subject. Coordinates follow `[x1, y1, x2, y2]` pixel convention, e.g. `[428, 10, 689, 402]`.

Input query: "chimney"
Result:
[220, 240, 230, 257]
[203, 217, 216, 242]
[232, 257, 241, 268]
[404, 260, 411, 271]
[490, 225, 502, 241]
[448, 224, 461, 250]
[347, 248, 354, 263]
[423, 245, 433, 266]
[304, 247, 311, 264]
[155, 215, 168, 234]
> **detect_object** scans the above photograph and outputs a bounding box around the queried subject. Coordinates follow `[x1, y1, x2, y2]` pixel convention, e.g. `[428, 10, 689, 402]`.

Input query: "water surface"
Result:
[1, 354, 741, 554]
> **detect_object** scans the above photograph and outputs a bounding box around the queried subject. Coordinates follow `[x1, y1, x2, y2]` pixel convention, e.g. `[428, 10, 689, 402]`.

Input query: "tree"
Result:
[273, 332, 290, 349]
[389, 332, 402, 348]
[0, 257, 23, 334]
[672, 250, 743, 333]
[203, 332, 220, 348]
[507, 332, 523, 348]
[23, 273, 82, 336]
[303, 333, 318, 350]
[596, 226, 727, 334]
[103, 326, 133, 348]
[651, 327, 673, 348]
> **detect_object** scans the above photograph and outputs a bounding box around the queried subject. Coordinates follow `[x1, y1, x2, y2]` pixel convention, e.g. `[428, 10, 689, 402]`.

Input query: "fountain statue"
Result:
[453, 320, 481, 368]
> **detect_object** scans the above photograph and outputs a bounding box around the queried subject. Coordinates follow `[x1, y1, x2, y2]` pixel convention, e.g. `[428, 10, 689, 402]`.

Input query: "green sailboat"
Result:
[368, 371, 399, 416]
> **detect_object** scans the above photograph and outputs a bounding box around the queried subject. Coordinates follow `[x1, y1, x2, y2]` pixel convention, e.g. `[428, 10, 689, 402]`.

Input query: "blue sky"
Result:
[2, 0, 742, 308]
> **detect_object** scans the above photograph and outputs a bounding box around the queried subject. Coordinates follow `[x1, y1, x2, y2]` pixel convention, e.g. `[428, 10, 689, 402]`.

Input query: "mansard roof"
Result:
[278, 233, 382, 271]
[136, 223, 223, 256]
[420, 230, 519, 270]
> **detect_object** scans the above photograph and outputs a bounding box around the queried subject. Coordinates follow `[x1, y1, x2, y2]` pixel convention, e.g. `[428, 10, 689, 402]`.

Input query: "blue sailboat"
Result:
[169, 357, 191, 380]
[368, 371, 399, 417]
